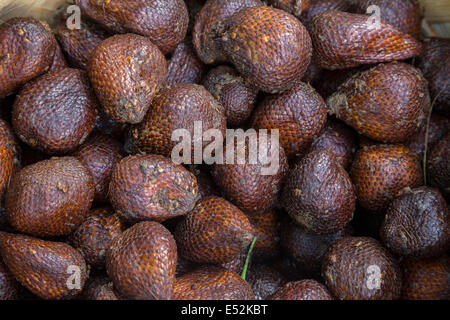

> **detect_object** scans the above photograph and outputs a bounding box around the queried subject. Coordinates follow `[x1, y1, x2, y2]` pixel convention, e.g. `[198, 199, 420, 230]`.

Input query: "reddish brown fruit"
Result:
[109, 154, 198, 222]
[0, 120, 19, 202]
[350, 144, 423, 212]
[186, 165, 219, 199]
[0, 233, 88, 300]
[5, 157, 95, 237]
[427, 133, 450, 200]
[175, 255, 199, 277]
[269, 279, 333, 300]
[81, 275, 120, 300]
[49, 43, 68, 72]
[70, 207, 125, 267]
[88, 34, 167, 124]
[300, 0, 351, 25]
[282, 150, 356, 234]
[327, 62, 430, 143]
[401, 256, 450, 300]
[12, 68, 98, 154]
[56, 19, 109, 70]
[407, 114, 448, 157]
[76, 0, 188, 54]
[309, 10, 422, 70]
[192, 0, 264, 64]
[251, 82, 327, 158]
[315, 67, 364, 99]
[220, 250, 247, 274]
[0, 256, 21, 300]
[218, 6, 312, 93]
[248, 210, 281, 261]
[210, 131, 288, 215]
[269, 0, 309, 18]
[322, 236, 402, 300]
[247, 264, 287, 300]
[165, 40, 205, 86]
[381, 187, 449, 258]
[174, 196, 255, 263]
[0, 17, 56, 98]
[173, 266, 254, 300]
[106, 221, 177, 300]
[73, 134, 123, 203]
[130, 83, 226, 159]
[203, 65, 258, 127]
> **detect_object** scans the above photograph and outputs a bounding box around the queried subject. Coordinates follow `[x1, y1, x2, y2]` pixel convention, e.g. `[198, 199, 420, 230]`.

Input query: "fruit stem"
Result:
[240, 236, 257, 280]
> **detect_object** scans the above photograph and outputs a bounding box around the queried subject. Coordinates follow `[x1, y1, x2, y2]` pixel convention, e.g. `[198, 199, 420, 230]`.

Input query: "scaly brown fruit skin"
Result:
[322, 236, 402, 300]
[269, 0, 309, 18]
[175, 196, 255, 263]
[300, 0, 351, 25]
[73, 134, 123, 203]
[56, 19, 109, 70]
[280, 217, 351, 276]
[315, 67, 364, 99]
[210, 132, 288, 215]
[0, 17, 56, 98]
[175, 255, 199, 277]
[247, 264, 287, 300]
[248, 210, 281, 261]
[0, 233, 88, 300]
[173, 266, 254, 300]
[269, 279, 333, 300]
[0, 257, 21, 300]
[203, 65, 258, 127]
[70, 207, 125, 268]
[93, 110, 127, 141]
[220, 250, 247, 274]
[106, 221, 177, 300]
[427, 133, 450, 200]
[380, 187, 449, 258]
[218, 6, 312, 93]
[401, 256, 450, 300]
[5, 157, 95, 237]
[192, 0, 264, 64]
[81, 275, 120, 300]
[186, 165, 219, 199]
[165, 40, 205, 86]
[130, 83, 226, 159]
[407, 114, 448, 157]
[12, 68, 98, 154]
[109, 154, 198, 222]
[351, 0, 421, 39]
[0, 120, 19, 202]
[416, 38, 450, 117]
[251, 82, 327, 158]
[282, 150, 356, 234]
[306, 118, 356, 169]
[309, 11, 422, 70]
[88, 33, 167, 124]
[327, 62, 430, 143]
[76, 0, 188, 54]
[49, 43, 68, 72]
[350, 144, 423, 212]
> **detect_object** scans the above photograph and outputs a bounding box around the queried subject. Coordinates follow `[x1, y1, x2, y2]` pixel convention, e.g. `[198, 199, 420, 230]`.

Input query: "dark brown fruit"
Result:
[351, 0, 421, 39]
[49, 43, 68, 72]
[109, 154, 198, 222]
[12, 68, 98, 154]
[350, 144, 423, 212]
[165, 40, 205, 86]
[220, 250, 247, 274]
[0, 17, 56, 98]
[186, 165, 219, 199]
[88, 33, 167, 124]
[248, 210, 281, 261]
[175, 255, 199, 277]
[130, 83, 226, 159]
[251, 82, 327, 158]
[0, 232, 88, 300]
[315, 67, 364, 99]
[81, 275, 120, 300]
[247, 264, 287, 300]
[401, 256, 450, 300]
[322, 236, 402, 300]
[0, 119, 19, 202]
[309, 10, 422, 70]
[380, 187, 449, 258]
[306, 118, 356, 169]
[271, 255, 305, 281]
[300, 0, 351, 25]
[93, 110, 127, 141]
[203, 65, 258, 127]
[0, 256, 21, 300]
[210, 131, 288, 215]
[106, 221, 177, 300]
[73, 134, 123, 203]
[218, 6, 312, 93]
[327, 62, 430, 143]
[5, 157, 95, 237]
[70, 207, 125, 267]
[269, 279, 333, 300]
[407, 114, 448, 157]
[174, 196, 255, 263]
[269, 0, 309, 18]
[427, 133, 450, 200]
[56, 19, 109, 70]
[282, 150, 356, 234]
[192, 0, 264, 64]
[280, 217, 350, 276]
[76, 0, 188, 54]
[173, 266, 254, 300]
